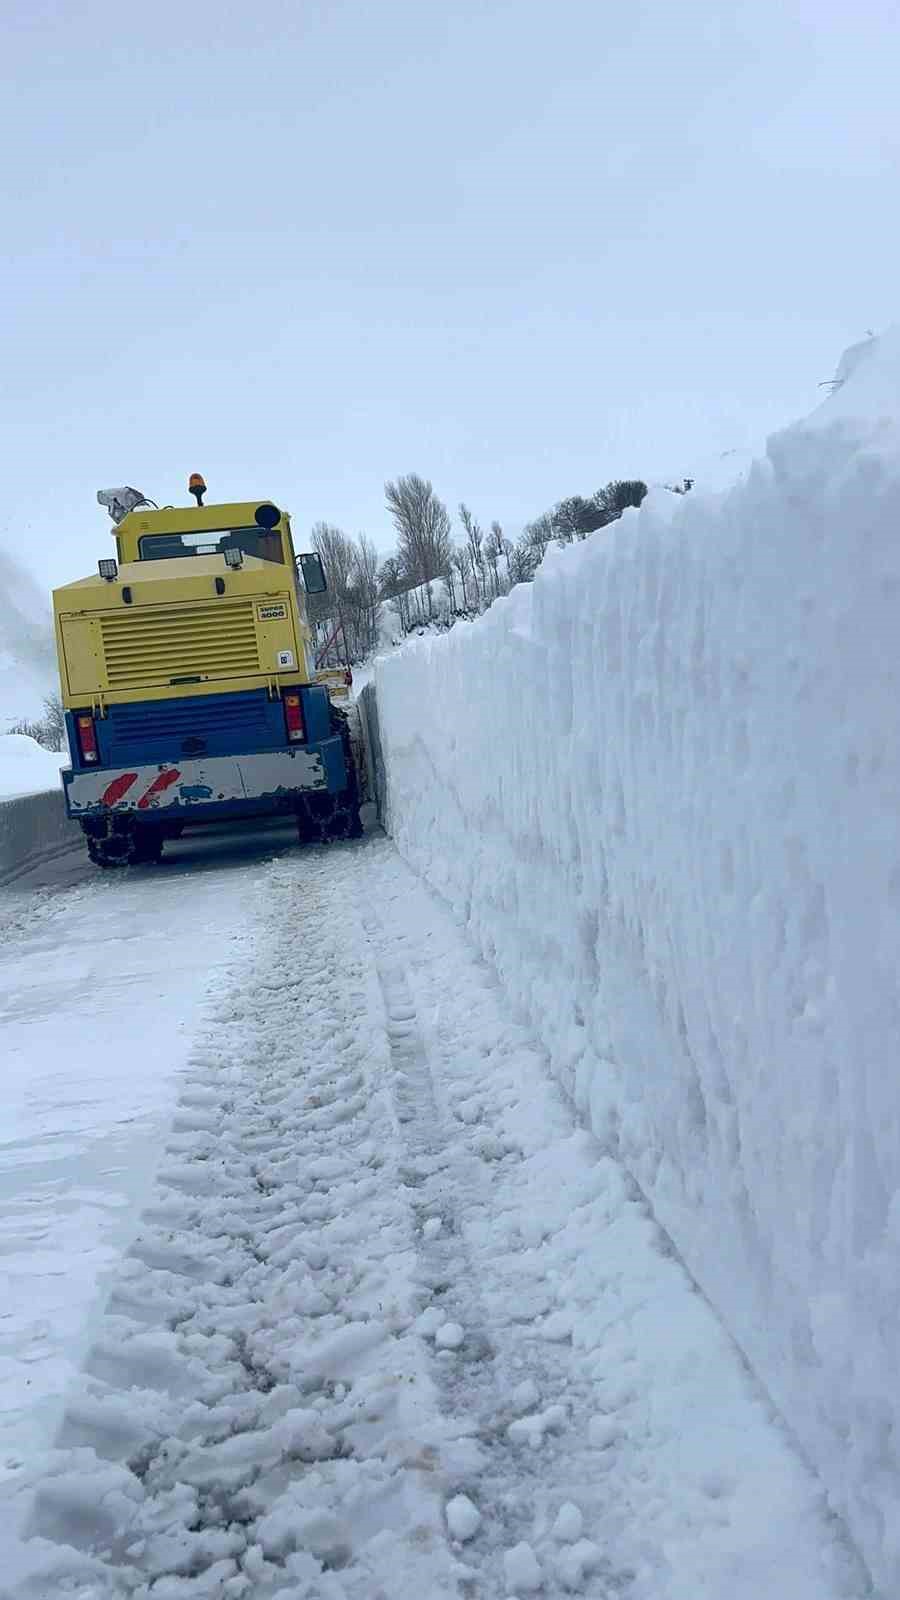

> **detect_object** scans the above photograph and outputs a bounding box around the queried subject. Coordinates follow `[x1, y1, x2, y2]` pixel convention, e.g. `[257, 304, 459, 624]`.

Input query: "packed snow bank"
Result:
[376, 328, 900, 1595]
[0, 734, 65, 801]
[0, 545, 56, 730]
[0, 790, 80, 890]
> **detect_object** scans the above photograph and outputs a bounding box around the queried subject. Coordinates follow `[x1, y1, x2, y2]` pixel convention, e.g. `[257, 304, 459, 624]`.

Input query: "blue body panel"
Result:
[62, 687, 349, 825]
[65, 687, 332, 770]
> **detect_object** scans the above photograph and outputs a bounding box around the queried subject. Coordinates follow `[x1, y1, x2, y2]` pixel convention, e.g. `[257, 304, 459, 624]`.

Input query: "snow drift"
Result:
[0, 733, 65, 802]
[376, 329, 900, 1593]
[0, 544, 56, 731]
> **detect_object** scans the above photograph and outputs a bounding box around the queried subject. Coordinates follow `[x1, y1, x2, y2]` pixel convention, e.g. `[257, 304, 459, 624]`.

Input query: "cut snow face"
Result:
[0, 735, 65, 801]
[375, 328, 900, 1596]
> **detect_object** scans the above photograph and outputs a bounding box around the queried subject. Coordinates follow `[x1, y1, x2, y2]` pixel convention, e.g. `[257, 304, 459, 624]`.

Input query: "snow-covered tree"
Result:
[384, 475, 453, 618]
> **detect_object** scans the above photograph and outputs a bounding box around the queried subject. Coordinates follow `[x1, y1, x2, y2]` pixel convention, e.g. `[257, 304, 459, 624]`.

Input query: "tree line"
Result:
[310, 473, 653, 666]
[7, 694, 66, 751]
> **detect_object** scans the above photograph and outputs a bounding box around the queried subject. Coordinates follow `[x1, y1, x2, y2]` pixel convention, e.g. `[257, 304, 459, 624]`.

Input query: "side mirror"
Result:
[298, 552, 327, 594]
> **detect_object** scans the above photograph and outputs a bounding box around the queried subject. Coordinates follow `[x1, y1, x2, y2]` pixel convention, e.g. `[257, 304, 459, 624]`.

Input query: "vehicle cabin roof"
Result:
[113, 501, 290, 561]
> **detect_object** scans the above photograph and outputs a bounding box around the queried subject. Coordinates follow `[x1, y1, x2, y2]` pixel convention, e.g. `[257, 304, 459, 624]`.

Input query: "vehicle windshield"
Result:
[138, 527, 284, 563]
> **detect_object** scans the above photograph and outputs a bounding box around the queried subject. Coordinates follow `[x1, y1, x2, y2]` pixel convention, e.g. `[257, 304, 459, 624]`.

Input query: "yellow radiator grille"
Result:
[100, 600, 260, 688]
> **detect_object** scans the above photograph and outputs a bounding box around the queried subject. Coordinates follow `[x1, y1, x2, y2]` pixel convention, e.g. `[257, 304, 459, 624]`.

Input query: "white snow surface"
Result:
[446, 1493, 481, 1543]
[0, 546, 56, 731]
[0, 847, 284, 1555]
[375, 329, 900, 1595]
[0, 734, 66, 800]
[2, 836, 865, 1598]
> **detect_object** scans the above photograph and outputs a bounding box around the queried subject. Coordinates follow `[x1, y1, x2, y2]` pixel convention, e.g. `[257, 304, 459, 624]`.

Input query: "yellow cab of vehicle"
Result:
[53, 480, 361, 867]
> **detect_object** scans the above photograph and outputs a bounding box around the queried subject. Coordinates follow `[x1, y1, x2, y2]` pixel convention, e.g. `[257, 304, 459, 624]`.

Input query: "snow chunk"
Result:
[423, 1216, 443, 1239]
[446, 1493, 481, 1542]
[508, 1402, 567, 1449]
[587, 1415, 617, 1450]
[303, 1318, 388, 1378]
[415, 1306, 445, 1338]
[552, 1502, 584, 1543]
[503, 1540, 543, 1592]
[556, 1538, 602, 1592]
[435, 1321, 465, 1350]
[511, 1378, 541, 1413]
[540, 1310, 573, 1343]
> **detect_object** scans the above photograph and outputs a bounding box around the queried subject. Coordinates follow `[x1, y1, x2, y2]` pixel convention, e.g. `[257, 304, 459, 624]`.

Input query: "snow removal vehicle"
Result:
[53, 481, 362, 867]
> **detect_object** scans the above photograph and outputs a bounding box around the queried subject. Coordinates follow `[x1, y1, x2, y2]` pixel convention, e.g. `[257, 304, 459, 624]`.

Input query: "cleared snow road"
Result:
[0, 823, 301, 1558]
[3, 832, 868, 1598]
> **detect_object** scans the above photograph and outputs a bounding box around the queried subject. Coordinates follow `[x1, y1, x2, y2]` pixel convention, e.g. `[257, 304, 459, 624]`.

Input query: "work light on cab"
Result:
[98, 558, 118, 582]
[283, 691, 305, 742]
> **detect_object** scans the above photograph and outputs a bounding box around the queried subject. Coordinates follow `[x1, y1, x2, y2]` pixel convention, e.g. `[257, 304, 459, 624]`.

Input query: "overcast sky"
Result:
[2, 0, 898, 593]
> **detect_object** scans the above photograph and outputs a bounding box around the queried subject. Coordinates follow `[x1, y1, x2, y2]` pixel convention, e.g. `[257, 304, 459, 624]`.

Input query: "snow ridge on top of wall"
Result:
[376, 329, 900, 1596]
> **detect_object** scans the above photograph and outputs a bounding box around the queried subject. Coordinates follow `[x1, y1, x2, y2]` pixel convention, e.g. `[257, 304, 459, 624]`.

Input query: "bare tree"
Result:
[513, 512, 556, 581]
[593, 479, 648, 522]
[443, 555, 458, 612]
[378, 555, 412, 634]
[312, 522, 357, 663]
[507, 541, 531, 586]
[485, 520, 507, 599]
[7, 693, 66, 752]
[385, 474, 453, 619]
[312, 523, 355, 594]
[452, 546, 472, 612]
[41, 693, 66, 751]
[349, 534, 381, 657]
[459, 503, 486, 608]
[550, 481, 647, 544]
[499, 528, 515, 590]
[553, 495, 599, 542]
[378, 555, 402, 598]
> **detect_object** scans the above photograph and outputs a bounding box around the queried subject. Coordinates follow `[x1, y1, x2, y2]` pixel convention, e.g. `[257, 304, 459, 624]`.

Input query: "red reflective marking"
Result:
[101, 772, 139, 807]
[137, 768, 181, 809]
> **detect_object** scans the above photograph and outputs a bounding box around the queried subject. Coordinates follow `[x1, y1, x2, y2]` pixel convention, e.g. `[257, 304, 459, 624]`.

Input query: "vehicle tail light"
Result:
[283, 691, 305, 743]
[76, 713, 99, 763]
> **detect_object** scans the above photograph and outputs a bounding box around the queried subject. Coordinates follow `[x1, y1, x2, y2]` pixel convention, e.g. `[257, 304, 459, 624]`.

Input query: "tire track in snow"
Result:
[10, 845, 468, 1600]
[357, 838, 871, 1600]
[363, 902, 638, 1597]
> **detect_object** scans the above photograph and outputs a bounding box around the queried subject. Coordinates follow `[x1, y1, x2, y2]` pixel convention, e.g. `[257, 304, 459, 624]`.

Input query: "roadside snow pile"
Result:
[0, 545, 56, 731]
[0, 734, 65, 800]
[376, 327, 900, 1595]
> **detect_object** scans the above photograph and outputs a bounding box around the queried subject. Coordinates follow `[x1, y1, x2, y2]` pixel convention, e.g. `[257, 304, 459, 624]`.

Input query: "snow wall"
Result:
[375, 331, 900, 1594]
[0, 787, 80, 889]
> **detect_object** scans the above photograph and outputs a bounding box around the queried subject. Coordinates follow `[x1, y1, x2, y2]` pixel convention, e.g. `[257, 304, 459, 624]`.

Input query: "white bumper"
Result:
[65, 749, 327, 815]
